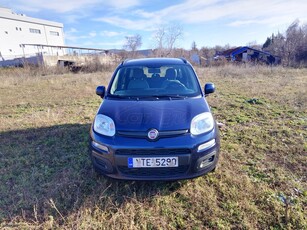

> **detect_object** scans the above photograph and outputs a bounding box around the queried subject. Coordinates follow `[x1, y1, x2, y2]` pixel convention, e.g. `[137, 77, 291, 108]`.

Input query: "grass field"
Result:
[0, 65, 306, 229]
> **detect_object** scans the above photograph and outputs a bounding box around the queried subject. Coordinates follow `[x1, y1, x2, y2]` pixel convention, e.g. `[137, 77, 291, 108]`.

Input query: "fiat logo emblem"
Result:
[148, 129, 159, 140]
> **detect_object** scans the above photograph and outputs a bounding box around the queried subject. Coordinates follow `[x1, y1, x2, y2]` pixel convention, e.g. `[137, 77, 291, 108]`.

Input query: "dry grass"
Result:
[0, 65, 306, 229]
[199, 65, 307, 111]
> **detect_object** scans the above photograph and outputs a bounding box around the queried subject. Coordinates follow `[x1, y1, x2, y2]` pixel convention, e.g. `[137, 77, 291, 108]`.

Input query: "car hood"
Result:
[97, 98, 210, 131]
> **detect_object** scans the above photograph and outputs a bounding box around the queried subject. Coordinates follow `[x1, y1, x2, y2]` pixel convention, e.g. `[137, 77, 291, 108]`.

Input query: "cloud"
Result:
[89, 32, 97, 37]
[171, 0, 307, 26]
[9, 0, 100, 13]
[94, 16, 160, 31]
[62, 14, 86, 24]
[67, 28, 78, 33]
[94, 0, 224, 29]
[95, 0, 307, 31]
[105, 0, 140, 9]
[65, 30, 97, 41]
[12, 5, 40, 13]
[7, 0, 140, 13]
[228, 20, 264, 27]
[132, 9, 155, 19]
[228, 15, 307, 28]
[100, 31, 124, 37]
[8, 0, 307, 29]
[82, 40, 126, 49]
[64, 28, 78, 41]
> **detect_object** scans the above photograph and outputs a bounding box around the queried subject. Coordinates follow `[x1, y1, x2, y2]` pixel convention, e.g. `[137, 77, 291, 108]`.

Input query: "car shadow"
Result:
[0, 124, 187, 223]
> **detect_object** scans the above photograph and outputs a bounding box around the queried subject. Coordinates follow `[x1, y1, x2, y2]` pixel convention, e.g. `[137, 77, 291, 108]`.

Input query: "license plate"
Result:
[128, 157, 178, 168]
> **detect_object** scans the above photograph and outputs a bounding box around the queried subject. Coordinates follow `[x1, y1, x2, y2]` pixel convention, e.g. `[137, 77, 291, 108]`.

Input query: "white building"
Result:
[0, 7, 65, 61]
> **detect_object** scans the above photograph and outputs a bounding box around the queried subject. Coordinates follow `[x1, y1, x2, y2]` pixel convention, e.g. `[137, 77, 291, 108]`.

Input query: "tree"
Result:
[284, 20, 303, 66]
[265, 32, 285, 57]
[295, 24, 307, 64]
[263, 37, 272, 49]
[191, 41, 197, 51]
[200, 46, 215, 59]
[153, 23, 183, 57]
[123, 34, 142, 58]
[264, 20, 307, 67]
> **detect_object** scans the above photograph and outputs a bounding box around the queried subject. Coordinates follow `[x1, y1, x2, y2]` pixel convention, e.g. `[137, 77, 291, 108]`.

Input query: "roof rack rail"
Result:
[121, 59, 132, 66]
[179, 57, 187, 64]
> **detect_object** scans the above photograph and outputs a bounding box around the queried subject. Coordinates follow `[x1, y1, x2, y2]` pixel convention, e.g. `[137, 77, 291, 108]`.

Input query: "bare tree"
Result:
[265, 32, 285, 59]
[296, 24, 307, 65]
[123, 34, 142, 58]
[191, 41, 197, 51]
[246, 41, 262, 50]
[153, 23, 183, 57]
[154, 26, 166, 54]
[264, 20, 307, 67]
[200, 46, 215, 59]
[284, 20, 301, 66]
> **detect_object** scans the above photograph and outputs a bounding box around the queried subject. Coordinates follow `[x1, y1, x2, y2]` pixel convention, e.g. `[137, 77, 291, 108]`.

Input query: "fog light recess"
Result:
[199, 155, 215, 169]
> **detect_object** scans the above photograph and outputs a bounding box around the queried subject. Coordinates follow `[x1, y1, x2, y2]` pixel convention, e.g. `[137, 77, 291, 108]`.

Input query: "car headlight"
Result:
[190, 112, 214, 135]
[94, 114, 116, 137]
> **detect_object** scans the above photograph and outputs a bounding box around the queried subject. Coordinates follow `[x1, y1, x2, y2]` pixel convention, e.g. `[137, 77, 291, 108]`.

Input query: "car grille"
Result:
[115, 148, 191, 155]
[117, 129, 188, 139]
[118, 165, 189, 177]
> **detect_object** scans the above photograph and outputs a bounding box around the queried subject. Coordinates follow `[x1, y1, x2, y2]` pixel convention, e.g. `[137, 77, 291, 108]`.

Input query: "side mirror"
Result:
[204, 83, 215, 96]
[96, 86, 105, 98]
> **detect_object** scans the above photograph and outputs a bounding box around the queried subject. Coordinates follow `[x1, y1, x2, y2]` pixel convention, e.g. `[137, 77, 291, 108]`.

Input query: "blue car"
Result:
[90, 58, 220, 180]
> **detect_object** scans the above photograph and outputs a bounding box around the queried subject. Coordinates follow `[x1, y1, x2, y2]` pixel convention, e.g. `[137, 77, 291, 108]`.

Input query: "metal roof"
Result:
[221, 46, 275, 58]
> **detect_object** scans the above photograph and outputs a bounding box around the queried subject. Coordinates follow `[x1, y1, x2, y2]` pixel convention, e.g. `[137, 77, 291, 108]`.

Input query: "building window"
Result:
[19, 28, 22, 31]
[16, 27, 18, 30]
[29, 28, 41, 34]
[5, 31, 8, 34]
[50, 31, 59, 36]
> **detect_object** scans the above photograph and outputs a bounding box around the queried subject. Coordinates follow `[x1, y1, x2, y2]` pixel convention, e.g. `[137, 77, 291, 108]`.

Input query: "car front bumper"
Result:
[89, 126, 220, 181]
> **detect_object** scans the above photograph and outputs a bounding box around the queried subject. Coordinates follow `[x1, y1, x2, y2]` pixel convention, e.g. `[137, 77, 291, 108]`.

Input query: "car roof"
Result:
[121, 58, 189, 67]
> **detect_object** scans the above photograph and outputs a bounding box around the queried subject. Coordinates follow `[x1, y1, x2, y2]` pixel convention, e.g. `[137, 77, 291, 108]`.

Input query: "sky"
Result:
[1, 0, 307, 50]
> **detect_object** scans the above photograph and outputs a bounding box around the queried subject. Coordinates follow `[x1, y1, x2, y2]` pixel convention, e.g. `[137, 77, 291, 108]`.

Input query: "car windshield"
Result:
[109, 64, 201, 98]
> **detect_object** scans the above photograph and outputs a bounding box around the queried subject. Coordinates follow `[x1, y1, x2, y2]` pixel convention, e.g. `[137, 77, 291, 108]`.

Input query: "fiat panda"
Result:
[89, 58, 220, 180]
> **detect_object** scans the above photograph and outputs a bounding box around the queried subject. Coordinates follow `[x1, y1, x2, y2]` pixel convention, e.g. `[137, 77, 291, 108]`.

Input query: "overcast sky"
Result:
[1, 0, 307, 50]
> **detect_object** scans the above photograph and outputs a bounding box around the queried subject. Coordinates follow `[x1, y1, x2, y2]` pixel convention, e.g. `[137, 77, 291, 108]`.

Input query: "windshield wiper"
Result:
[108, 94, 126, 98]
[109, 94, 188, 100]
[158, 95, 188, 99]
[138, 95, 188, 100]
[108, 95, 140, 100]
